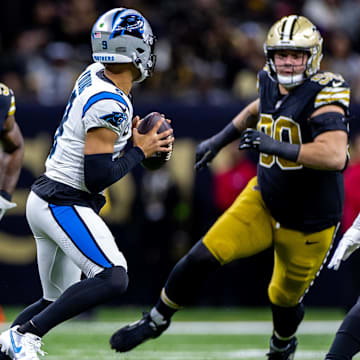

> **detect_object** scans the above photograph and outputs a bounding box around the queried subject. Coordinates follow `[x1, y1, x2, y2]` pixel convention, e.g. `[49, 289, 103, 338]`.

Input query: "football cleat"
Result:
[0, 326, 45, 360]
[266, 336, 298, 360]
[110, 312, 170, 352]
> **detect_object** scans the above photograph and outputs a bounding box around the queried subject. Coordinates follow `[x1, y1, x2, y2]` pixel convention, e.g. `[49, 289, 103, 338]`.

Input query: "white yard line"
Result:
[5, 320, 339, 335]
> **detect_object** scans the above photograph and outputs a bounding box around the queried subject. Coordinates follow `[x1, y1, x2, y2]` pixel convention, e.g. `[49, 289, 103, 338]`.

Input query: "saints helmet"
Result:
[264, 15, 323, 88]
[91, 8, 156, 83]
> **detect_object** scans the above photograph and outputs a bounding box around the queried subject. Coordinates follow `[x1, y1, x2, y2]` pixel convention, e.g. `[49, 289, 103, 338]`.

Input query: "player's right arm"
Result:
[83, 117, 173, 193]
[195, 98, 259, 170]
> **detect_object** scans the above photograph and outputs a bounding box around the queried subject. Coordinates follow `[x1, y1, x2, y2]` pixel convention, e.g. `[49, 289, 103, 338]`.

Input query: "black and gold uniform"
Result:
[257, 69, 349, 232]
[203, 69, 349, 306]
[0, 83, 16, 131]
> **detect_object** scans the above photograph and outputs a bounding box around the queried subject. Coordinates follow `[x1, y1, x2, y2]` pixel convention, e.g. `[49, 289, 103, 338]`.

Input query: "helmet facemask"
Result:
[267, 49, 309, 89]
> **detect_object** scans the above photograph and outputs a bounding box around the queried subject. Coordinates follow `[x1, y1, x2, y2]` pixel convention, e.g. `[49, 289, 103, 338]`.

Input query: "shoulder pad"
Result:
[311, 72, 350, 110]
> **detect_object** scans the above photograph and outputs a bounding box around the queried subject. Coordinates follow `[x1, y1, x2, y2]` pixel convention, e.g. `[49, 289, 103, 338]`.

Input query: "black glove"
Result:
[194, 122, 240, 171]
[195, 138, 218, 171]
[239, 129, 300, 162]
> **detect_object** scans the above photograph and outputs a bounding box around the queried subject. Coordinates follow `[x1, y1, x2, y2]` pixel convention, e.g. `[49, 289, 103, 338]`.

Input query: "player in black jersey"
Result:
[0, 83, 24, 222]
[110, 15, 350, 359]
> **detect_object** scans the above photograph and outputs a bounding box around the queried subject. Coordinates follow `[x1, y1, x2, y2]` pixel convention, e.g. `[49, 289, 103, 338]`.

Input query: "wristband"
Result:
[212, 121, 241, 151]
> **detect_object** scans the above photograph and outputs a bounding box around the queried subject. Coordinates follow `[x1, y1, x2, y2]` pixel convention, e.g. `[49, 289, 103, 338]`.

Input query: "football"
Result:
[137, 112, 173, 170]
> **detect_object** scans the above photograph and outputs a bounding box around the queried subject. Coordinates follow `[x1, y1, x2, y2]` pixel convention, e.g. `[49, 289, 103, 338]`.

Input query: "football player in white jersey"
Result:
[0, 8, 173, 360]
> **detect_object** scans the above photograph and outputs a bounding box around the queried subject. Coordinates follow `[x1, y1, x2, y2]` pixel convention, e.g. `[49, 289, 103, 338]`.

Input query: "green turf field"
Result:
[1, 306, 358, 360]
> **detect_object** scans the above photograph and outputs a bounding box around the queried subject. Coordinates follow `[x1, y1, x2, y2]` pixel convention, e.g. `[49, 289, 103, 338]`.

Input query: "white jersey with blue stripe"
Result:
[45, 62, 133, 192]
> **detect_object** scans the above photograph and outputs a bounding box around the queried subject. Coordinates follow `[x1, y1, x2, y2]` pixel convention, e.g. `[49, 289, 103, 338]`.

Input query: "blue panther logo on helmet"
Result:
[110, 14, 145, 39]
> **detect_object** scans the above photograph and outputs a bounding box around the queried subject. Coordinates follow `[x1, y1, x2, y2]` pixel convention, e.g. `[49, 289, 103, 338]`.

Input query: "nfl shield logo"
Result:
[94, 32, 101, 39]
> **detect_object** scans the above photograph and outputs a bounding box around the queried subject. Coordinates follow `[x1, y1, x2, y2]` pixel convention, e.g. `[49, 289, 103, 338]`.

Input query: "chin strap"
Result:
[277, 73, 305, 89]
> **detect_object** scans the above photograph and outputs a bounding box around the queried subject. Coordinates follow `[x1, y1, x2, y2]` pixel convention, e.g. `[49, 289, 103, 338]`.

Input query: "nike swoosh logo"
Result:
[305, 241, 319, 245]
[10, 330, 22, 354]
[332, 81, 343, 87]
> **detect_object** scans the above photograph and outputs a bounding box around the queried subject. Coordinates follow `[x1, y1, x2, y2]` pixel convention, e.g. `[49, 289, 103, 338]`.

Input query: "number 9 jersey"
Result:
[257, 69, 350, 232]
[45, 62, 133, 193]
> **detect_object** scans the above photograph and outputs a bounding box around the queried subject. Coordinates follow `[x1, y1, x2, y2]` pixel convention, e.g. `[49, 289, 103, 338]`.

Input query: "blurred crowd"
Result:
[1, 0, 360, 106]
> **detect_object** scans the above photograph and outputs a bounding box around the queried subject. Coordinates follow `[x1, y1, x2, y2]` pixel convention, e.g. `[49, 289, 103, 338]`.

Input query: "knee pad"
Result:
[268, 283, 300, 307]
[97, 266, 128, 296]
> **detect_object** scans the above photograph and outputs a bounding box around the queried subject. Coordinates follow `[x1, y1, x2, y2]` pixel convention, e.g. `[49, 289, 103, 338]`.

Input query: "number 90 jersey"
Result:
[257, 69, 350, 232]
[45, 62, 133, 192]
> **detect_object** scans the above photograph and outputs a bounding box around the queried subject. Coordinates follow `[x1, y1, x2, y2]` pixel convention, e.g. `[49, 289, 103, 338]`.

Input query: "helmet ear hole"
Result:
[137, 48, 145, 54]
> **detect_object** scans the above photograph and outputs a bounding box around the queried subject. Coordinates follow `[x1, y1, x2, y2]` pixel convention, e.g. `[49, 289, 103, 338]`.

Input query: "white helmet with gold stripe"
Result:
[264, 15, 323, 88]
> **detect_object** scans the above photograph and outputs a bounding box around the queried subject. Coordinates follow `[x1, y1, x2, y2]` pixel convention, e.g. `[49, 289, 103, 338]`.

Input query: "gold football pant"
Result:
[203, 177, 337, 307]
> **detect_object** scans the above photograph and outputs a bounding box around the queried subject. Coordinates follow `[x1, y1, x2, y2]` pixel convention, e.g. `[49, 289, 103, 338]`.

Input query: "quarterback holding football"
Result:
[110, 15, 350, 360]
[0, 8, 173, 360]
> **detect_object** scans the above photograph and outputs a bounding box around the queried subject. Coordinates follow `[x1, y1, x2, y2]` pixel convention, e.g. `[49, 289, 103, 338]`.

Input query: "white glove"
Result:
[0, 194, 17, 222]
[328, 227, 360, 270]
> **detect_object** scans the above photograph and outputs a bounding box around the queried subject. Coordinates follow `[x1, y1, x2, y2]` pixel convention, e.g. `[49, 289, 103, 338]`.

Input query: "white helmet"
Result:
[91, 8, 156, 83]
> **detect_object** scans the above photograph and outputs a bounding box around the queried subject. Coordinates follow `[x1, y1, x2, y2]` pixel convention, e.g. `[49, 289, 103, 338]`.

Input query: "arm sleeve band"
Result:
[310, 112, 349, 139]
[258, 131, 300, 162]
[265, 139, 300, 162]
[211, 121, 241, 151]
[84, 147, 145, 193]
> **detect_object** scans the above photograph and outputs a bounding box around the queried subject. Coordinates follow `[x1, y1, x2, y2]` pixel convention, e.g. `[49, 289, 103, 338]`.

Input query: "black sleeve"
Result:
[84, 147, 145, 193]
[310, 112, 349, 139]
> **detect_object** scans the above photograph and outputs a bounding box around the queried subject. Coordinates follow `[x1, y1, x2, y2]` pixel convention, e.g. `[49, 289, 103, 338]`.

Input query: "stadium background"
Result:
[0, 0, 360, 310]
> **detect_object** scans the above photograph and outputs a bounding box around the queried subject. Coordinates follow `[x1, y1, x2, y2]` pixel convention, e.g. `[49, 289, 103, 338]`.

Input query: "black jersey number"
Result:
[258, 114, 303, 170]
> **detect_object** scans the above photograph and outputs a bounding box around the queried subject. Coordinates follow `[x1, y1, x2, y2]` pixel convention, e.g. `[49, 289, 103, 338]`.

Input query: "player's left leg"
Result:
[9, 228, 81, 330]
[267, 223, 338, 359]
[17, 199, 129, 338]
[325, 296, 360, 360]
[0, 193, 129, 360]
